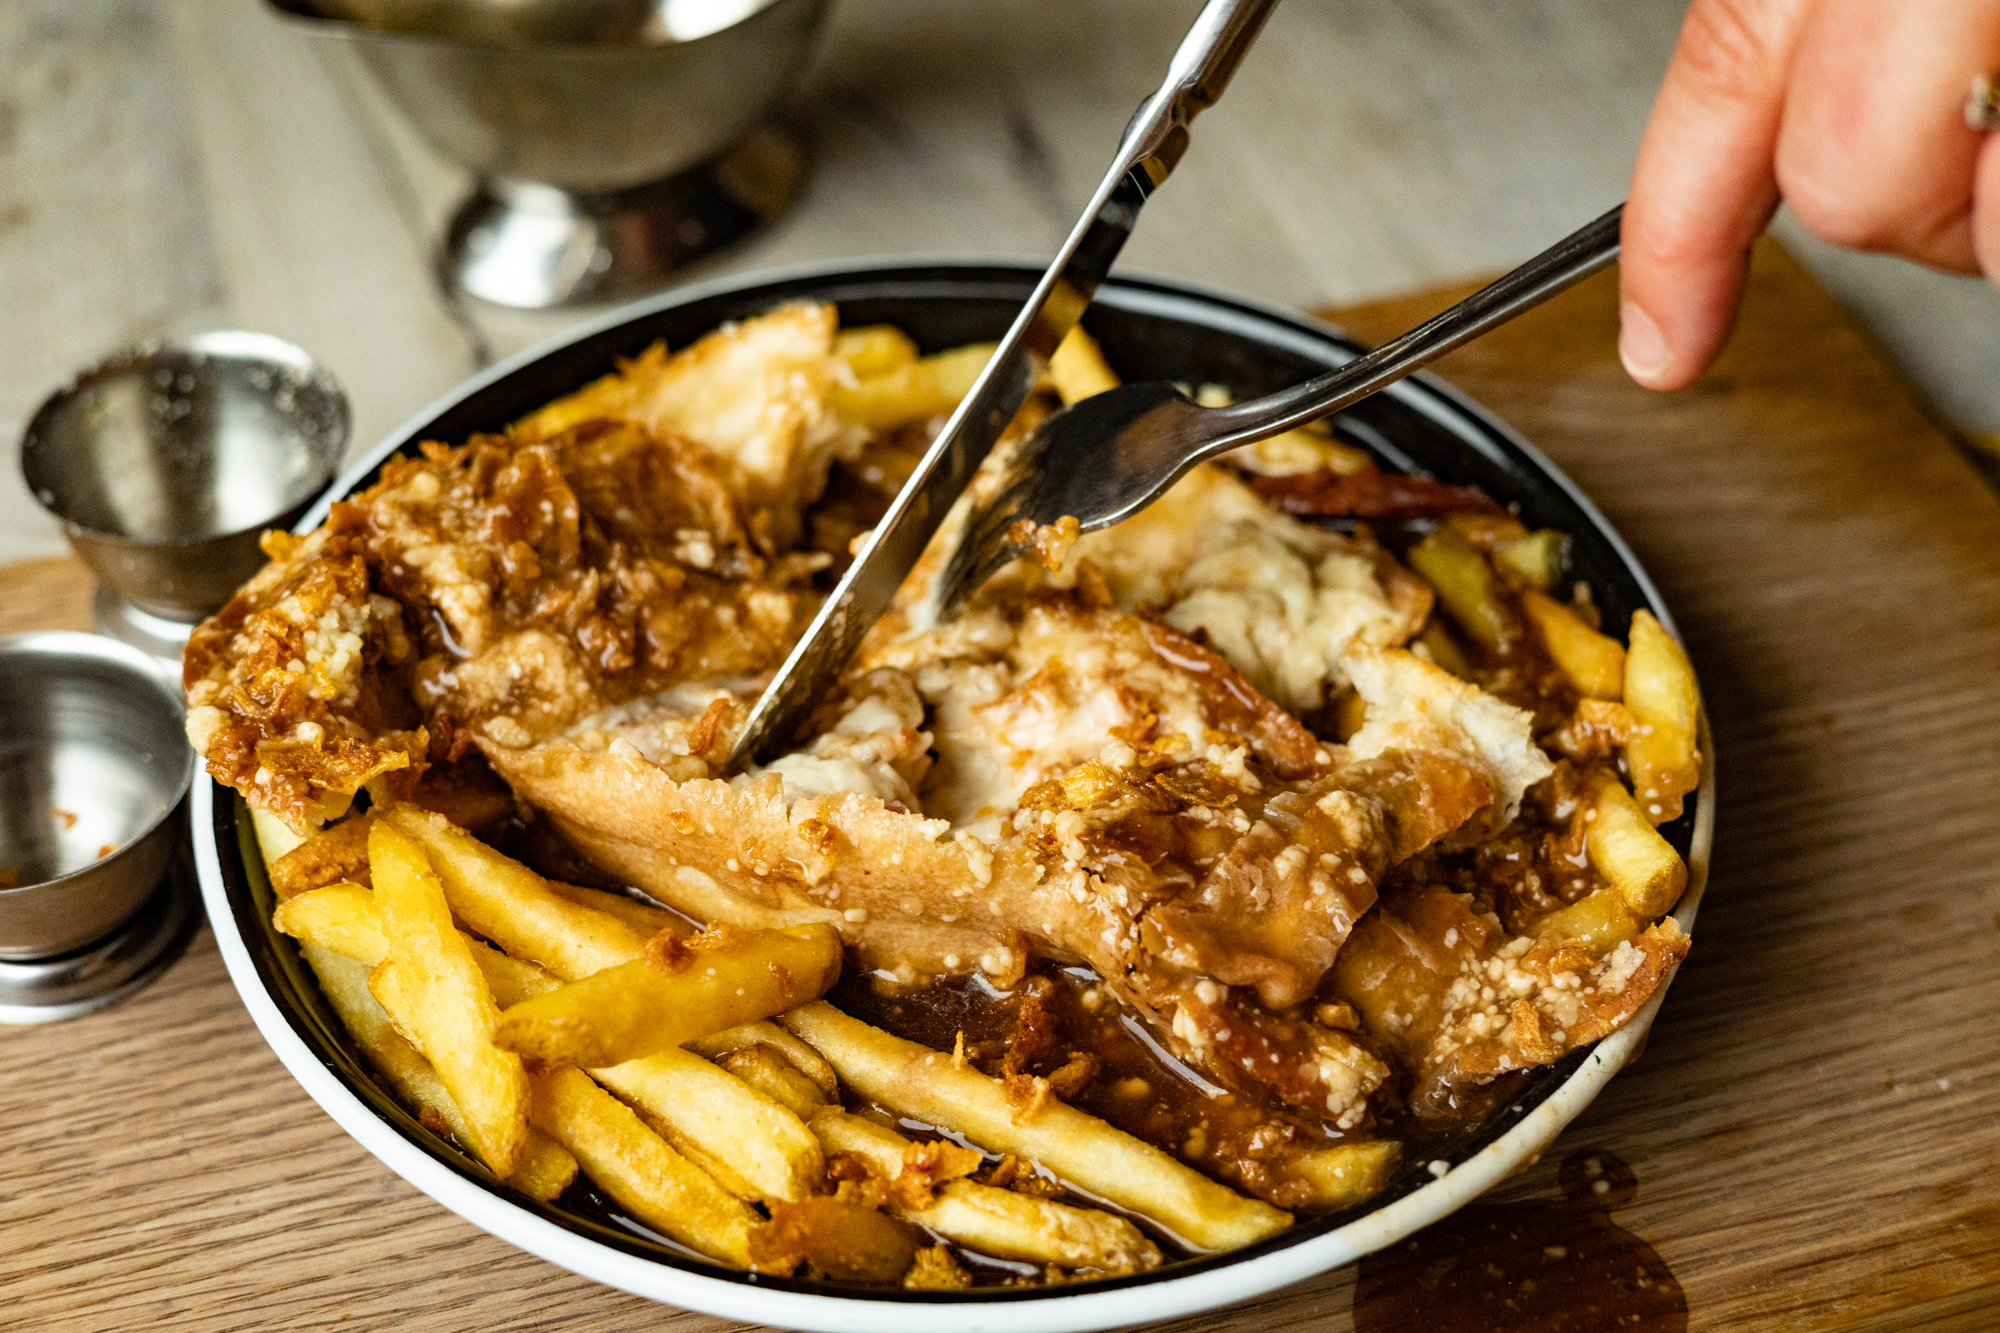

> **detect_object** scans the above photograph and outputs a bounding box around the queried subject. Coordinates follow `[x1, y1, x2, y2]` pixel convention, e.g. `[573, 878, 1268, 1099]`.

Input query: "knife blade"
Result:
[728, 0, 1280, 769]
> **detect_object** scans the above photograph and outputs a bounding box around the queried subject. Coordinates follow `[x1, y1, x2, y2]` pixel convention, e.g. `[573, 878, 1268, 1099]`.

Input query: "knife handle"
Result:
[1165, 0, 1280, 117]
[1118, 0, 1280, 183]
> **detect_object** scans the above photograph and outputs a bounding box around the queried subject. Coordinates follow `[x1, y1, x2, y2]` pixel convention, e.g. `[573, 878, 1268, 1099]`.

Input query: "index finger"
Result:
[1621, 0, 1812, 390]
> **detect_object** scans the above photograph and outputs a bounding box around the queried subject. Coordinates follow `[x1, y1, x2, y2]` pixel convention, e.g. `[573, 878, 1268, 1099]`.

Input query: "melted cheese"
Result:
[1164, 520, 1405, 713]
[1059, 465, 1423, 711]
[903, 604, 1232, 833]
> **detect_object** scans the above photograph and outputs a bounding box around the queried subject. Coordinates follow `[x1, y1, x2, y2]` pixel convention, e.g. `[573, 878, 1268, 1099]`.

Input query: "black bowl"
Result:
[192, 261, 1710, 1332]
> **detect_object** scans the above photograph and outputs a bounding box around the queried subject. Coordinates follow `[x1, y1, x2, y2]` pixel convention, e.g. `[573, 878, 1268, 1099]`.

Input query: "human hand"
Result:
[1620, 0, 2000, 390]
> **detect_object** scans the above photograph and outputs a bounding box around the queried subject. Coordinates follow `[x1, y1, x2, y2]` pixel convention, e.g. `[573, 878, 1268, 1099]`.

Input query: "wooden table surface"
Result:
[4, 240, 1998, 1331]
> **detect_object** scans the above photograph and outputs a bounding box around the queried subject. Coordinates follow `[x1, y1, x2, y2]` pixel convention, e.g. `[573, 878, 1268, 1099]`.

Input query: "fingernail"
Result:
[1618, 301, 1671, 383]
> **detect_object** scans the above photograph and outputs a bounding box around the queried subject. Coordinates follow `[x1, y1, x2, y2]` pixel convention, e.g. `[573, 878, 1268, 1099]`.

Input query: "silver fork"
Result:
[931, 203, 1626, 618]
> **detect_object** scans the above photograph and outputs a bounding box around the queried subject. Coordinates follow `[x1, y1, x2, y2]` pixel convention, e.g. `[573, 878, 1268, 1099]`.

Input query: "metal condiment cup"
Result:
[267, 0, 828, 308]
[20, 330, 349, 659]
[0, 632, 194, 962]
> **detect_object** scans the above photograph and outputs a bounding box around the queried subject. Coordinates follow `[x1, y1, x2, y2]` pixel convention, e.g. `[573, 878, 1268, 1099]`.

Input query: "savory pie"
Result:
[187, 302, 1693, 1249]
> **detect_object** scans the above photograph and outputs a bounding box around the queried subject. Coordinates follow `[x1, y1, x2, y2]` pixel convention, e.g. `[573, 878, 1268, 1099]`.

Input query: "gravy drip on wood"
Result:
[1351, 1149, 1687, 1332]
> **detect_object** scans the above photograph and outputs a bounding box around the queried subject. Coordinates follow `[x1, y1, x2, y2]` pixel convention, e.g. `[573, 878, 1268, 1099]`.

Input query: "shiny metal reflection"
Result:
[308, 0, 660, 44]
[0, 633, 195, 963]
[443, 129, 804, 308]
[0, 848, 201, 1024]
[267, 0, 826, 307]
[19, 331, 349, 638]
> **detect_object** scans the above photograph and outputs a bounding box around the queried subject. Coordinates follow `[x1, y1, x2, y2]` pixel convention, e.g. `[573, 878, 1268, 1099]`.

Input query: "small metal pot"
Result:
[286, 0, 827, 192]
[20, 330, 349, 662]
[0, 633, 195, 960]
[267, 0, 830, 307]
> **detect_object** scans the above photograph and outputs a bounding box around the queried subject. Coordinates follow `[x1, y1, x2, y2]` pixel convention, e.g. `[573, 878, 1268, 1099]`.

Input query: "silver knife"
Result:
[729, 0, 1281, 769]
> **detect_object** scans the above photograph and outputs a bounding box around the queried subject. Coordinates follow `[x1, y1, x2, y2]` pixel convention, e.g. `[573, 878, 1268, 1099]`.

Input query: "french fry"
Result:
[1584, 770, 1688, 917]
[527, 1064, 763, 1270]
[835, 325, 919, 379]
[472, 943, 824, 1202]
[275, 883, 825, 1202]
[689, 1022, 840, 1098]
[272, 832, 820, 1216]
[494, 923, 843, 1068]
[382, 805, 652, 980]
[278, 881, 554, 1006]
[369, 962, 523, 1172]
[808, 1106, 980, 1187]
[593, 1051, 825, 1203]
[545, 880, 687, 939]
[368, 822, 529, 1177]
[476, 944, 567, 1008]
[299, 943, 578, 1201]
[780, 1002, 1291, 1253]
[356, 950, 823, 1205]
[275, 881, 385, 962]
[1284, 1140, 1400, 1213]
[1407, 525, 1515, 652]
[508, 1126, 585, 1202]
[1520, 589, 1625, 700]
[1623, 610, 1702, 824]
[1492, 529, 1568, 590]
[719, 1046, 828, 1120]
[1413, 618, 1473, 679]
[250, 803, 310, 864]
[1535, 885, 1646, 951]
[1048, 325, 1119, 404]
[829, 343, 997, 430]
[300, 940, 386, 1031]
[812, 1108, 1162, 1273]
[304, 942, 444, 1109]
[1446, 512, 1529, 549]
[897, 1179, 1161, 1274]
[382, 814, 825, 1100]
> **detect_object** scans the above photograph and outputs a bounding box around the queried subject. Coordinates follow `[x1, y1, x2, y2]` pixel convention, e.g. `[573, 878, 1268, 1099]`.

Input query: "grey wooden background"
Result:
[3, 0, 1996, 567]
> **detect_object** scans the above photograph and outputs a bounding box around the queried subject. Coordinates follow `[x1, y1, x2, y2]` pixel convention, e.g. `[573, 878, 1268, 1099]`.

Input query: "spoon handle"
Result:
[1203, 204, 1625, 455]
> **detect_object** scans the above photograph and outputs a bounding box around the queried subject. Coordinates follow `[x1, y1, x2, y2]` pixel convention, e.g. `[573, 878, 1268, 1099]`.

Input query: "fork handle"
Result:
[1204, 204, 1625, 453]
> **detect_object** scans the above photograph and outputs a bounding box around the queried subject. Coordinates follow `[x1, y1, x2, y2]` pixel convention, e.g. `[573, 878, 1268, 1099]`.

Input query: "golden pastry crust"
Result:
[189, 301, 1692, 1154]
[486, 605, 1556, 1125]
[185, 311, 844, 833]
[183, 526, 424, 832]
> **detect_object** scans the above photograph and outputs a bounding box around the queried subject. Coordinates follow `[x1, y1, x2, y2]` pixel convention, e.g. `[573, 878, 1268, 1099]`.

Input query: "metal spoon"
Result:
[930, 203, 1626, 618]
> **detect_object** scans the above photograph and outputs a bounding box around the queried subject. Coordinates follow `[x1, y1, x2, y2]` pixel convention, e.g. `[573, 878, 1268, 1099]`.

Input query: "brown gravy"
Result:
[829, 965, 1375, 1216]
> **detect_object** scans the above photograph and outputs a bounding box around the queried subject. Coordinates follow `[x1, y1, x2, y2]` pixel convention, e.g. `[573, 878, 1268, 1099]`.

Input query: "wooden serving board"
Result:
[3, 240, 1997, 1332]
